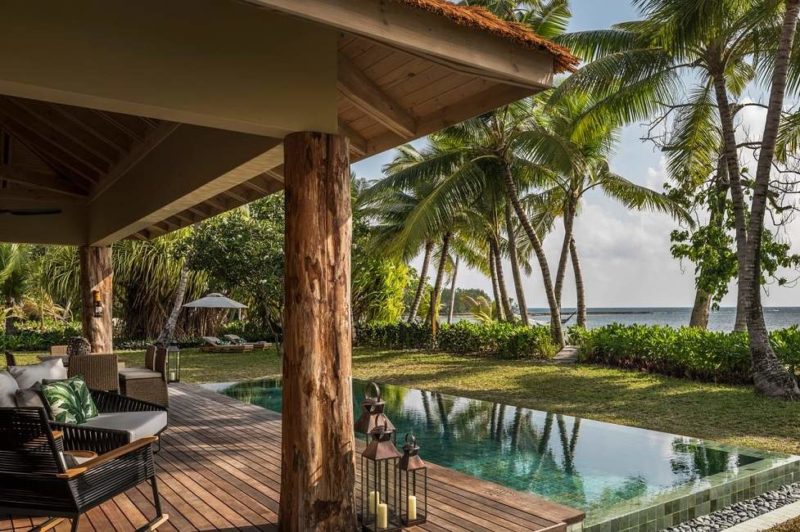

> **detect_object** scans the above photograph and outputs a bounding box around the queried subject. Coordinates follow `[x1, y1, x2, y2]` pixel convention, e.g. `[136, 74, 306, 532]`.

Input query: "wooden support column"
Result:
[280, 132, 356, 531]
[79, 245, 113, 353]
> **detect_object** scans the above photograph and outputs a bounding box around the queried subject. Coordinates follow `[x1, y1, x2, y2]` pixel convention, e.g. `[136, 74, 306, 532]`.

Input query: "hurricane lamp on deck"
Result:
[360, 423, 402, 532]
[398, 433, 427, 526]
[354, 382, 396, 441]
[167, 345, 181, 383]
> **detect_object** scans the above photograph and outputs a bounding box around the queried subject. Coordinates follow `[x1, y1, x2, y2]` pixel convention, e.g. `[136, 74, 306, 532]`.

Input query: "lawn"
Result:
[8, 346, 800, 456]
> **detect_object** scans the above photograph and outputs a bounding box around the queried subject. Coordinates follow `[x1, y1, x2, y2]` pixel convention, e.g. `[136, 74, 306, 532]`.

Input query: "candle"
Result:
[368, 491, 380, 514]
[377, 503, 388, 529]
[408, 495, 417, 520]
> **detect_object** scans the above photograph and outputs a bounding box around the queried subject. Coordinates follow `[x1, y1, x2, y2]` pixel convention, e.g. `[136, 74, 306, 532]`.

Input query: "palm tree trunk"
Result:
[711, 66, 749, 333]
[744, 0, 800, 398]
[488, 247, 505, 321]
[689, 289, 711, 329]
[569, 237, 587, 328]
[505, 201, 529, 325]
[426, 233, 451, 339]
[554, 199, 576, 308]
[157, 263, 189, 346]
[501, 162, 563, 345]
[491, 234, 514, 322]
[408, 241, 434, 323]
[447, 256, 459, 324]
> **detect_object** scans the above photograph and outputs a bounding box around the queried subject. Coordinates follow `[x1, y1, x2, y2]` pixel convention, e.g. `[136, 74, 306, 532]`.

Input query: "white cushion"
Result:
[9, 358, 66, 390]
[0, 371, 19, 408]
[119, 368, 162, 380]
[81, 411, 167, 440]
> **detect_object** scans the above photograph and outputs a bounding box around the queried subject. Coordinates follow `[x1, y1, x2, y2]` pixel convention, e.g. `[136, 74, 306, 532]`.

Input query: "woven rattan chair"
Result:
[0, 407, 168, 531]
[49, 345, 68, 356]
[68, 353, 119, 392]
[119, 346, 169, 407]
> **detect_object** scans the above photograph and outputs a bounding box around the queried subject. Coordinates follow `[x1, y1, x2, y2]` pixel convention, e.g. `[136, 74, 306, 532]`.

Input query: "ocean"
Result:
[522, 307, 800, 331]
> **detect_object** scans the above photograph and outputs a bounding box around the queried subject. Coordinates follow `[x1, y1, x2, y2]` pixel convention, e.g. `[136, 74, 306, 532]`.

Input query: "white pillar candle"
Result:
[369, 490, 380, 514]
[408, 495, 417, 520]
[377, 502, 388, 529]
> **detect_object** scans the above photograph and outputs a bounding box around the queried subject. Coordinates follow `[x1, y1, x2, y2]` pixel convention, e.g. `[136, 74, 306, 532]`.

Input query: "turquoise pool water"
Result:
[214, 379, 796, 527]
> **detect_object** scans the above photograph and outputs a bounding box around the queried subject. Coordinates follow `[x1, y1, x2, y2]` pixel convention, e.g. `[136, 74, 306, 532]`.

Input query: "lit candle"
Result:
[368, 491, 380, 514]
[408, 495, 417, 520]
[377, 502, 388, 529]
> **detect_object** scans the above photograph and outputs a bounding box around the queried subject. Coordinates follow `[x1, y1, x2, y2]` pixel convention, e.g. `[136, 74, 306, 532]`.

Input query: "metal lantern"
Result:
[360, 424, 402, 532]
[354, 382, 395, 441]
[398, 433, 427, 526]
[167, 345, 181, 383]
[92, 290, 103, 318]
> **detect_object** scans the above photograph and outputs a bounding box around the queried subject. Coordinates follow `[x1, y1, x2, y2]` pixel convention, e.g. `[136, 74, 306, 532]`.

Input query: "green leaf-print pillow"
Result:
[41, 377, 98, 424]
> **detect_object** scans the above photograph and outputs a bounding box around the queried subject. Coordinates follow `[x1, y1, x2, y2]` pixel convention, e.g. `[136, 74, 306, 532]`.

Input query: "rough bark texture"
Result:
[569, 237, 587, 328]
[488, 247, 504, 321]
[408, 241, 433, 323]
[505, 202, 529, 325]
[490, 234, 514, 322]
[426, 233, 451, 338]
[744, 0, 800, 398]
[156, 263, 189, 346]
[281, 132, 356, 530]
[711, 65, 749, 333]
[501, 163, 563, 345]
[554, 199, 575, 308]
[79, 245, 113, 353]
[689, 289, 711, 329]
[447, 256, 459, 324]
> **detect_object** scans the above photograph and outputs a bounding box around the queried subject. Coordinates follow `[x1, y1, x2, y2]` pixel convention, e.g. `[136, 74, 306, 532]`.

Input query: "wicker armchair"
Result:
[68, 353, 119, 392]
[0, 407, 168, 532]
[51, 389, 168, 454]
[49, 344, 68, 356]
[119, 346, 169, 407]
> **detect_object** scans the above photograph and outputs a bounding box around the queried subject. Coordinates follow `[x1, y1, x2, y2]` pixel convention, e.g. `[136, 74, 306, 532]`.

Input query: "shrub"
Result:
[355, 321, 556, 360]
[0, 320, 81, 351]
[573, 324, 800, 384]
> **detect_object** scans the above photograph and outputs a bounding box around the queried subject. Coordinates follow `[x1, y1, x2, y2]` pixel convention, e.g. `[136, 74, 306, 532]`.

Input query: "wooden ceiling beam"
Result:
[0, 165, 87, 197]
[0, 181, 86, 205]
[338, 122, 367, 156]
[337, 55, 417, 138]
[47, 105, 131, 154]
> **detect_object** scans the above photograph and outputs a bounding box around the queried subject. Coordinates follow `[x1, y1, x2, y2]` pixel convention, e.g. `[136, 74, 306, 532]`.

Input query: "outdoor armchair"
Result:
[68, 353, 119, 392]
[0, 407, 168, 532]
[119, 346, 169, 407]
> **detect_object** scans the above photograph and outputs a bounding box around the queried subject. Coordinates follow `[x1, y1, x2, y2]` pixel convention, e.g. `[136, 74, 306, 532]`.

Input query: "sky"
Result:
[352, 0, 800, 309]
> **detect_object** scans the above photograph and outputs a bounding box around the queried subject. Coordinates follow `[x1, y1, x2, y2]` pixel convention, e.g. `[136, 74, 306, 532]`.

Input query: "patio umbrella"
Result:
[183, 293, 247, 309]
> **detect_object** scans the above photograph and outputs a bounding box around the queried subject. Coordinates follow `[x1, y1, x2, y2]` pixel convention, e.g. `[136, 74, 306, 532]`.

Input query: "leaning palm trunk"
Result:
[408, 241, 434, 323]
[554, 200, 576, 308]
[569, 237, 587, 328]
[689, 289, 711, 329]
[501, 163, 563, 345]
[488, 247, 505, 321]
[447, 256, 459, 324]
[743, 0, 800, 398]
[156, 263, 189, 346]
[491, 235, 514, 322]
[505, 202, 529, 325]
[710, 67, 749, 333]
[426, 233, 451, 339]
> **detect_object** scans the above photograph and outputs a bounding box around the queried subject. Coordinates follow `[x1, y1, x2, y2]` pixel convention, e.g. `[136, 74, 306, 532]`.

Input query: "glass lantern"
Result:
[398, 433, 427, 526]
[167, 345, 181, 383]
[354, 382, 395, 442]
[360, 424, 402, 532]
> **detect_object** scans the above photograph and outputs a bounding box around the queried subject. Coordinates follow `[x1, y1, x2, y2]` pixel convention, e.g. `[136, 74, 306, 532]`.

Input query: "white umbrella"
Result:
[183, 293, 247, 309]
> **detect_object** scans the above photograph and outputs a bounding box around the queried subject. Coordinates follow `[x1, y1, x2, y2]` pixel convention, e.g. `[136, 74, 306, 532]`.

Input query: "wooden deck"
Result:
[2, 384, 584, 532]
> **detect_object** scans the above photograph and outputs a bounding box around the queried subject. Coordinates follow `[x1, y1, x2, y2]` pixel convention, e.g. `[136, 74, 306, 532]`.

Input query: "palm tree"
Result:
[505, 199, 531, 324]
[0, 244, 31, 333]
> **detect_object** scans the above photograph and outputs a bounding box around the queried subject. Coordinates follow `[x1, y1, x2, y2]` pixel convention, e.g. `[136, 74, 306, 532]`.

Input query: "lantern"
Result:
[354, 382, 395, 441]
[398, 433, 427, 526]
[360, 424, 402, 531]
[167, 345, 181, 383]
[92, 290, 103, 318]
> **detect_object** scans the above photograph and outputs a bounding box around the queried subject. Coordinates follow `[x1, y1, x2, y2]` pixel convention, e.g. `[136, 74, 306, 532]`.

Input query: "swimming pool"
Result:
[212, 379, 800, 531]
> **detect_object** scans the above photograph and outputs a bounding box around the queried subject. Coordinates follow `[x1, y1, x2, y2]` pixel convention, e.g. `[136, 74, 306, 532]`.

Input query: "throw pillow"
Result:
[68, 376, 98, 421]
[0, 370, 18, 407]
[9, 358, 67, 389]
[41, 380, 81, 423]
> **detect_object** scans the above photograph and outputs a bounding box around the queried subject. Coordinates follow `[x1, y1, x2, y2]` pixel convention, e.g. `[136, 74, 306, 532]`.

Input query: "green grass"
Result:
[7, 346, 800, 456]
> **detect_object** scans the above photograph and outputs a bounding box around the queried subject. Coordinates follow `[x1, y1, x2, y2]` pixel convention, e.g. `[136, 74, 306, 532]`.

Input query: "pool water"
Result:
[215, 379, 798, 528]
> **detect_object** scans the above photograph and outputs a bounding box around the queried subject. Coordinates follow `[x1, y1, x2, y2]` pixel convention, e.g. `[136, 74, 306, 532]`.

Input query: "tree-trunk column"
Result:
[79, 245, 113, 353]
[280, 131, 356, 531]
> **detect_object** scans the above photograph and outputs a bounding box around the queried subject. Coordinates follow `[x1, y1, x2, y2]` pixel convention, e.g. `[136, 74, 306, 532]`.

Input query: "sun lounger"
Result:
[200, 336, 251, 353]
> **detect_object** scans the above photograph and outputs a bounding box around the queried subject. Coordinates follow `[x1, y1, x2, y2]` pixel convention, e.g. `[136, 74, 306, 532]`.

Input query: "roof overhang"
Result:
[0, 0, 575, 245]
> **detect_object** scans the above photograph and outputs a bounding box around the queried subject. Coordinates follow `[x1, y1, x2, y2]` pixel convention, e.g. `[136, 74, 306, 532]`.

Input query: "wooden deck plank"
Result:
[1, 383, 583, 531]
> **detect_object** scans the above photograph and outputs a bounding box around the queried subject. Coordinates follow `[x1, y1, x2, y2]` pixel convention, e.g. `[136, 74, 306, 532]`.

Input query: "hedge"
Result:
[571, 323, 800, 384]
[355, 321, 557, 360]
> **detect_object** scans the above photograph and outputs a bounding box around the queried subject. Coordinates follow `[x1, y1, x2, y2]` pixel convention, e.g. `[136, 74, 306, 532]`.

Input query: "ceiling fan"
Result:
[0, 208, 62, 216]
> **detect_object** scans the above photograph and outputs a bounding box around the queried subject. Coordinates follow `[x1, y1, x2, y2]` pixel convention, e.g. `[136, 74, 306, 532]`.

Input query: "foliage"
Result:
[572, 324, 800, 384]
[440, 287, 492, 315]
[0, 319, 80, 351]
[355, 321, 556, 359]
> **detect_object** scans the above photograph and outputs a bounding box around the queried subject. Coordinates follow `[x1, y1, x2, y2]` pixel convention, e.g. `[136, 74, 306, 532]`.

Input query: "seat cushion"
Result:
[0, 371, 19, 407]
[119, 368, 162, 380]
[81, 411, 167, 440]
[9, 358, 67, 389]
